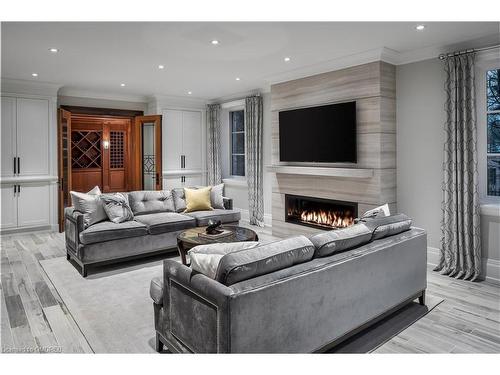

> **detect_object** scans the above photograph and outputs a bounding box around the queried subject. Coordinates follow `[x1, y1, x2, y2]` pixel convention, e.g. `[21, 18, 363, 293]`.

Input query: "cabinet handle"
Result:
[180, 155, 182, 168]
[14, 185, 17, 195]
[17, 157, 20, 175]
[14, 157, 17, 174]
[18, 185, 21, 195]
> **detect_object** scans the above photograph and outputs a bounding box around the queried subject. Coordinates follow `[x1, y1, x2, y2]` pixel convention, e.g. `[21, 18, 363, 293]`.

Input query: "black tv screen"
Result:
[279, 101, 357, 163]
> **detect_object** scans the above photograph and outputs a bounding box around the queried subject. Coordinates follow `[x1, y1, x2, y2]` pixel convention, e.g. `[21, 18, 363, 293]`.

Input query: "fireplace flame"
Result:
[298, 209, 354, 228]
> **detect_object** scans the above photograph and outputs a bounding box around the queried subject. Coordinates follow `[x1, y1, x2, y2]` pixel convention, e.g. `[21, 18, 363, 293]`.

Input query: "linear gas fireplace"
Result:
[285, 194, 357, 230]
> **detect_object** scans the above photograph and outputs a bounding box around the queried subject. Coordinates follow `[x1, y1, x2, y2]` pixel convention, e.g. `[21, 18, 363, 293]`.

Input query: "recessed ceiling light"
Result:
[49, 48, 58, 53]
[31, 73, 38, 77]
[235, 77, 241, 81]
[158, 65, 165, 69]
[211, 40, 219, 45]
[187, 91, 192, 95]
[284, 57, 291, 62]
[120, 83, 126, 87]
[416, 25, 425, 31]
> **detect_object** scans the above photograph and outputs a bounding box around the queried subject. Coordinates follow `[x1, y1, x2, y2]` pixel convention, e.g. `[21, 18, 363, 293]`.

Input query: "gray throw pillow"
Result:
[188, 241, 259, 279]
[70, 186, 107, 228]
[172, 188, 187, 213]
[310, 223, 373, 258]
[100, 193, 134, 223]
[210, 183, 225, 209]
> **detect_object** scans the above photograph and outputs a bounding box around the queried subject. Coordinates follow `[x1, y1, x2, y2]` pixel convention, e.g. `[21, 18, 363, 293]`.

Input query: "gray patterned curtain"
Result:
[245, 95, 264, 226]
[435, 52, 481, 281]
[207, 104, 222, 185]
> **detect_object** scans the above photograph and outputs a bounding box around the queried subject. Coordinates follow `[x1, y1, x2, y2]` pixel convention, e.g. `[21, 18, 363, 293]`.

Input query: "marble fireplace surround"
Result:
[268, 61, 397, 238]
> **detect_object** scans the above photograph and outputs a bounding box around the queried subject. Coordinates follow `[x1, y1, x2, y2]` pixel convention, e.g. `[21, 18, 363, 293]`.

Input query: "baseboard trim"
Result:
[427, 246, 500, 285]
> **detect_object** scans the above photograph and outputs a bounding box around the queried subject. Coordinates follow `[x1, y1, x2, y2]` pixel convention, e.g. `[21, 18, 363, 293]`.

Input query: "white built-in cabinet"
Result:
[162, 109, 204, 189]
[1, 95, 54, 232]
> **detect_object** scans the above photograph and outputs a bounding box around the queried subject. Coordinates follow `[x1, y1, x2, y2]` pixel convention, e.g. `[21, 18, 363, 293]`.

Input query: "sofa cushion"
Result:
[128, 190, 175, 216]
[184, 209, 241, 226]
[188, 241, 260, 279]
[362, 213, 412, 240]
[215, 235, 315, 286]
[79, 220, 148, 245]
[310, 223, 373, 258]
[134, 212, 196, 235]
[184, 187, 213, 213]
[101, 193, 134, 223]
[70, 186, 108, 228]
[150, 277, 164, 305]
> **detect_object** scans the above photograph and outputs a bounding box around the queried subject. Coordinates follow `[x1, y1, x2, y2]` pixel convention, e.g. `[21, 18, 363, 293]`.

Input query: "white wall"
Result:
[220, 93, 272, 225]
[397, 57, 500, 282]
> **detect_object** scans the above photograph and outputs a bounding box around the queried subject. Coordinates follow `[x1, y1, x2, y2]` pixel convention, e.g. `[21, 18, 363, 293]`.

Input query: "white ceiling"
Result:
[1, 22, 499, 101]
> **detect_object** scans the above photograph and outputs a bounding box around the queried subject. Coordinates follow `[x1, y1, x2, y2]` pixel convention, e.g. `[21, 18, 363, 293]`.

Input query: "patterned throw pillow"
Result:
[210, 183, 225, 209]
[70, 186, 108, 228]
[100, 193, 134, 223]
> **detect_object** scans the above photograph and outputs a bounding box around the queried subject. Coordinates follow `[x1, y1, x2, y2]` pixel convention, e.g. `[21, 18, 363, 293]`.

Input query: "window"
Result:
[230, 110, 245, 176]
[487, 69, 500, 196]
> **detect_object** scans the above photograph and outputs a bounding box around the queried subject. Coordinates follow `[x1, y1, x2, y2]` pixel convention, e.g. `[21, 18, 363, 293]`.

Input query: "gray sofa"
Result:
[65, 189, 240, 277]
[150, 215, 427, 353]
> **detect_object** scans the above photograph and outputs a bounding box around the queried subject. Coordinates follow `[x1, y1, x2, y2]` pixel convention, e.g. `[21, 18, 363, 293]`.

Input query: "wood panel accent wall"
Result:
[270, 61, 396, 238]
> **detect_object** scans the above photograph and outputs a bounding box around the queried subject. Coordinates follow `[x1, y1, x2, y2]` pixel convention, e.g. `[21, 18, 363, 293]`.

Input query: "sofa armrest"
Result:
[64, 207, 84, 253]
[150, 277, 163, 305]
[162, 259, 233, 352]
[222, 197, 233, 210]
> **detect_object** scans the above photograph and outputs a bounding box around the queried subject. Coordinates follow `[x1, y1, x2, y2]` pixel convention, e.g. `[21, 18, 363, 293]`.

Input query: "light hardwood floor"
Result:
[1, 228, 499, 353]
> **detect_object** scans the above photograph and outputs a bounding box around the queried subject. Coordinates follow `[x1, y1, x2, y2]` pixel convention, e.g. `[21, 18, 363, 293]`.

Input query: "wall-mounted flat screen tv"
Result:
[279, 101, 356, 163]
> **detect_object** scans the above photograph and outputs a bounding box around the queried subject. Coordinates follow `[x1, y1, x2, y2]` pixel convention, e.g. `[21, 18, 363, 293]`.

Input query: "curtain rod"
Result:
[439, 44, 500, 60]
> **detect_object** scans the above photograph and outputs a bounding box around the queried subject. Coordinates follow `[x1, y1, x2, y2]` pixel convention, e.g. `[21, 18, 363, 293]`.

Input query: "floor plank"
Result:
[1, 226, 499, 354]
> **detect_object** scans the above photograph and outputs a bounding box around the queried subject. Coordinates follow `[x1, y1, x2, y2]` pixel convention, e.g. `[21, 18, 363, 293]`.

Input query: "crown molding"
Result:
[263, 47, 399, 85]
[1, 78, 61, 97]
[58, 87, 151, 103]
[152, 94, 208, 109]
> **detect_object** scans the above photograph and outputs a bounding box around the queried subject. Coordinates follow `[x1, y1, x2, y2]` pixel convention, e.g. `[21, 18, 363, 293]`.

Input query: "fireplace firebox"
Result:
[285, 194, 357, 230]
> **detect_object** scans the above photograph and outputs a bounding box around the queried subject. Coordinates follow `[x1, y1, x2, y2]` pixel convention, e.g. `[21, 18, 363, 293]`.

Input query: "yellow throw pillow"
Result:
[184, 187, 213, 213]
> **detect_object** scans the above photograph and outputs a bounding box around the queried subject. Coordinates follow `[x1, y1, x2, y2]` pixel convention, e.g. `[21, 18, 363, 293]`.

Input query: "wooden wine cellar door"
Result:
[70, 115, 131, 193]
[57, 109, 72, 231]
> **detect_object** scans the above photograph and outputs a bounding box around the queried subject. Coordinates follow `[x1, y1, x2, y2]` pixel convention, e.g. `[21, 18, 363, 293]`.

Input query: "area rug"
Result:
[41, 256, 443, 353]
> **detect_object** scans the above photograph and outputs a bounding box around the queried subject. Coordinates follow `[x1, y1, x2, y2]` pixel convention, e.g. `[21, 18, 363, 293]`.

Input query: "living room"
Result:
[1, 0, 499, 372]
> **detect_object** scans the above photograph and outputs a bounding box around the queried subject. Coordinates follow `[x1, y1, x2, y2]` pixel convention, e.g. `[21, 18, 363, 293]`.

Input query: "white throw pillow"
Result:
[188, 241, 259, 279]
[70, 186, 108, 227]
[361, 203, 390, 219]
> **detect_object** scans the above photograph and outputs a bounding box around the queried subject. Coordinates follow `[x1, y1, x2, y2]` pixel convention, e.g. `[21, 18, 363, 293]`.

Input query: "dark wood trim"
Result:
[66, 247, 177, 278]
[60, 105, 143, 118]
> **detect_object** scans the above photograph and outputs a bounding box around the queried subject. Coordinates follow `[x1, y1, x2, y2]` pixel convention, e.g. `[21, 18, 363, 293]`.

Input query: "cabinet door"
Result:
[163, 175, 183, 190]
[1, 97, 17, 177]
[184, 174, 202, 187]
[182, 111, 202, 171]
[17, 184, 50, 228]
[1, 185, 18, 229]
[16, 98, 50, 176]
[163, 110, 183, 171]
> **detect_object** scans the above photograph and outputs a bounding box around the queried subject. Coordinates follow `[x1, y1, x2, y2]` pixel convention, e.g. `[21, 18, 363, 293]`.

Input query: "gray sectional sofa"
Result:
[150, 214, 427, 353]
[65, 189, 240, 277]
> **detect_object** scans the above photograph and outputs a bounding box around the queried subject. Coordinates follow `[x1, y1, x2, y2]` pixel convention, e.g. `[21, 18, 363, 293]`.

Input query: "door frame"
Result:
[133, 115, 163, 191]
